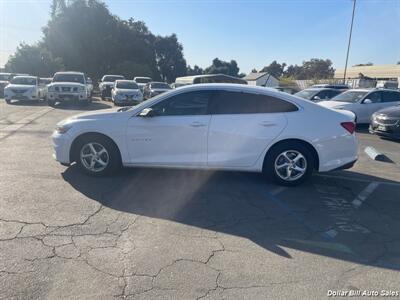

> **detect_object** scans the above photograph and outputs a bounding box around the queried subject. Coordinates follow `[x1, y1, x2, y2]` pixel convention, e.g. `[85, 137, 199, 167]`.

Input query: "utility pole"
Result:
[343, 0, 357, 83]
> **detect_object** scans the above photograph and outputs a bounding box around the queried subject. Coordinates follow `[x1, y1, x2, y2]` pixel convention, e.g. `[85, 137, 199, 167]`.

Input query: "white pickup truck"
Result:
[46, 71, 91, 106]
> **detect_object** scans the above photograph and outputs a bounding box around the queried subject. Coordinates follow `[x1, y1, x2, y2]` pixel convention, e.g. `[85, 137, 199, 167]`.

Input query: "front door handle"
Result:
[259, 121, 276, 127]
[190, 122, 206, 127]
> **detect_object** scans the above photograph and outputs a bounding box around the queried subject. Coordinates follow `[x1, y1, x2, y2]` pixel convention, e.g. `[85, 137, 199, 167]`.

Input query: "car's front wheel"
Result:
[74, 135, 121, 176]
[264, 142, 314, 186]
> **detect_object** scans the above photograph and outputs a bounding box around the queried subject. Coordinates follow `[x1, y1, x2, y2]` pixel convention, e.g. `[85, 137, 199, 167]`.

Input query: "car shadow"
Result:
[4, 100, 48, 106]
[62, 166, 400, 270]
[52, 101, 112, 111]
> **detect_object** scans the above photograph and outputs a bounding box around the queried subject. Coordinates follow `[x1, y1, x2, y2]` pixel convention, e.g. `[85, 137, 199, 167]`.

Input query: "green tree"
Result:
[284, 58, 334, 80]
[187, 65, 203, 76]
[154, 34, 187, 82]
[260, 60, 286, 78]
[5, 43, 63, 77]
[204, 58, 240, 77]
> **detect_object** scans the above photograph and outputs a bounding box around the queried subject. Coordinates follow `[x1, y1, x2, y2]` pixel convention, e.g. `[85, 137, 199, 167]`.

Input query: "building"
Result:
[243, 72, 279, 87]
[334, 64, 400, 80]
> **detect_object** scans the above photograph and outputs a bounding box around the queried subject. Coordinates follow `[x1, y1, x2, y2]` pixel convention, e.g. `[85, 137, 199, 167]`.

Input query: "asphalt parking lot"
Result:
[1, 98, 400, 300]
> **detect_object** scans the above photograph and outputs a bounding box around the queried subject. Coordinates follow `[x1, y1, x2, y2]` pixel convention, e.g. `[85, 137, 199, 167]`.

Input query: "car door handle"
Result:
[259, 121, 276, 127]
[190, 122, 206, 127]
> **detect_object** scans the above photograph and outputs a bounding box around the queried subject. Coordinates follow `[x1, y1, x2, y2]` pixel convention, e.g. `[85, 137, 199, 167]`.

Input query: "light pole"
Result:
[343, 0, 356, 83]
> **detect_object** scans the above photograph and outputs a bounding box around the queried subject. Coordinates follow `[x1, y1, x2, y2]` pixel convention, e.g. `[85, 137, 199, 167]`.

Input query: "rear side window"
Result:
[365, 92, 382, 103]
[151, 90, 214, 116]
[382, 91, 400, 102]
[210, 91, 298, 114]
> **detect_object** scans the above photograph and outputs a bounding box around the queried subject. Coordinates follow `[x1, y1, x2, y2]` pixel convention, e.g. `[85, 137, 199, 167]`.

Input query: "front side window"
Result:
[210, 91, 298, 114]
[331, 90, 369, 103]
[294, 89, 318, 100]
[151, 91, 213, 116]
[365, 92, 382, 103]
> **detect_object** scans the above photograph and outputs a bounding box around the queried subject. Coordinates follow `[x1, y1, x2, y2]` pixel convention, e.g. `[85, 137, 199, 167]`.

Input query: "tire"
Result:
[74, 135, 121, 176]
[263, 142, 315, 186]
[48, 99, 56, 107]
[5, 99, 11, 104]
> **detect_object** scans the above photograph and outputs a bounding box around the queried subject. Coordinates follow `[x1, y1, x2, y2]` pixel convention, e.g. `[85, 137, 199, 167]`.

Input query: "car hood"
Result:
[375, 105, 400, 118]
[115, 88, 141, 93]
[49, 82, 85, 88]
[5, 84, 35, 89]
[151, 88, 170, 92]
[318, 100, 351, 109]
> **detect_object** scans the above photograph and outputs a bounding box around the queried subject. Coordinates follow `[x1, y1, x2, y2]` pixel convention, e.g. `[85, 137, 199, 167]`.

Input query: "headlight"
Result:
[56, 124, 72, 134]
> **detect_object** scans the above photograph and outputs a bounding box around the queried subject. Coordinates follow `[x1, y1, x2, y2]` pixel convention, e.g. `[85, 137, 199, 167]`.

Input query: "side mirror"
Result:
[312, 96, 321, 101]
[363, 99, 372, 104]
[139, 108, 155, 117]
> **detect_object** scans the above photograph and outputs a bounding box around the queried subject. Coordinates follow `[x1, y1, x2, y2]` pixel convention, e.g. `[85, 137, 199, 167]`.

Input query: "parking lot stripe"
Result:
[352, 181, 379, 208]
[0, 108, 53, 140]
[315, 174, 400, 187]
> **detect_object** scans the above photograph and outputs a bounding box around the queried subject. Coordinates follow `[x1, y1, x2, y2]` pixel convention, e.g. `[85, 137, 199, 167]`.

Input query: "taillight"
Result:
[341, 122, 355, 134]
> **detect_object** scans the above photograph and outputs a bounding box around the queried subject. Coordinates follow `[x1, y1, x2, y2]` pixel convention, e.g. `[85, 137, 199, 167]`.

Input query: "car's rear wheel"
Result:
[74, 135, 121, 176]
[264, 142, 314, 186]
[5, 99, 11, 104]
[48, 99, 56, 106]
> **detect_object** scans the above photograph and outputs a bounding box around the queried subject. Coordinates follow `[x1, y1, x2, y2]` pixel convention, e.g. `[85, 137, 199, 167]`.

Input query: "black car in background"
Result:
[294, 88, 344, 102]
[370, 105, 400, 140]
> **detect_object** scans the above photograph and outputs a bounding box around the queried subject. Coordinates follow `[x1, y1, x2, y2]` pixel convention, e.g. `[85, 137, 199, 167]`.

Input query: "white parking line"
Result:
[0, 107, 53, 139]
[352, 181, 380, 208]
[315, 173, 400, 187]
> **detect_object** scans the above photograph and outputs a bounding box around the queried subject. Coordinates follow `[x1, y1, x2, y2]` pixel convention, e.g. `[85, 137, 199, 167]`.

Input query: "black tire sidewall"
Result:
[74, 136, 121, 176]
[264, 143, 314, 186]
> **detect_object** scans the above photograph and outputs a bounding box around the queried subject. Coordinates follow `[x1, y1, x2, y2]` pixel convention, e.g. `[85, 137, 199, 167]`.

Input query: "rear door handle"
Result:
[259, 121, 276, 127]
[190, 122, 206, 127]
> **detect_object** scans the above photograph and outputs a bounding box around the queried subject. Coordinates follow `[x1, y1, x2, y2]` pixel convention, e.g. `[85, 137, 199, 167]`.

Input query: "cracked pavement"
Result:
[1, 99, 400, 299]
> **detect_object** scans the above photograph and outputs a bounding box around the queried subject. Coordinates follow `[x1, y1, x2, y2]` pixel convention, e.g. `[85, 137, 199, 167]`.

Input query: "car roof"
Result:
[103, 74, 124, 77]
[301, 88, 338, 91]
[150, 81, 169, 84]
[12, 75, 37, 79]
[115, 79, 135, 82]
[55, 71, 84, 75]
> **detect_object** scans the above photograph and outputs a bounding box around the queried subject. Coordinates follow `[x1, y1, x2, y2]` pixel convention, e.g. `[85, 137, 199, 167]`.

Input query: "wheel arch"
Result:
[69, 132, 122, 163]
[262, 138, 320, 171]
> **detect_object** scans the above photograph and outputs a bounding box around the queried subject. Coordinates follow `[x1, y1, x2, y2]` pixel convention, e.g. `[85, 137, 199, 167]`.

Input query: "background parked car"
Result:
[86, 77, 94, 97]
[273, 86, 300, 94]
[318, 89, 400, 124]
[52, 84, 358, 186]
[39, 77, 52, 100]
[0, 73, 13, 97]
[47, 71, 91, 106]
[133, 77, 152, 92]
[370, 105, 400, 139]
[4, 76, 43, 104]
[99, 75, 125, 100]
[311, 84, 349, 90]
[143, 81, 172, 99]
[111, 80, 143, 106]
[294, 88, 343, 102]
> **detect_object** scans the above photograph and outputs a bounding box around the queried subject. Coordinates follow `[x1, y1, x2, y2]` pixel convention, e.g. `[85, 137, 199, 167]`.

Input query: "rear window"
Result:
[210, 91, 298, 114]
[135, 78, 152, 84]
[151, 83, 171, 89]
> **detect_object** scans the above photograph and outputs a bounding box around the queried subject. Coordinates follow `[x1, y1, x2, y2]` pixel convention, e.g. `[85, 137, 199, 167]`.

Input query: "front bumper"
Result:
[113, 95, 143, 105]
[369, 123, 400, 139]
[52, 131, 73, 165]
[47, 92, 87, 102]
[5, 93, 38, 101]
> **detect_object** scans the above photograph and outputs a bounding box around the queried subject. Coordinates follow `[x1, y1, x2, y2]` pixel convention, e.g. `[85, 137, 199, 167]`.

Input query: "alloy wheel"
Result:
[80, 142, 109, 172]
[274, 150, 307, 182]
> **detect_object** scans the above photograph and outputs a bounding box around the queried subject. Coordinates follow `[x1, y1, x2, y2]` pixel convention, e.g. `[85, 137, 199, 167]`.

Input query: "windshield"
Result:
[103, 75, 124, 82]
[151, 82, 171, 89]
[0, 74, 11, 81]
[53, 73, 85, 84]
[331, 90, 369, 103]
[10, 77, 36, 85]
[116, 81, 139, 89]
[135, 78, 152, 84]
[294, 89, 318, 100]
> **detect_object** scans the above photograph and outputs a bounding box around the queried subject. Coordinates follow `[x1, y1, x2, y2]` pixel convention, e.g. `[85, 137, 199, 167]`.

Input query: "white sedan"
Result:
[52, 84, 358, 186]
[318, 89, 400, 124]
[4, 76, 43, 103]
